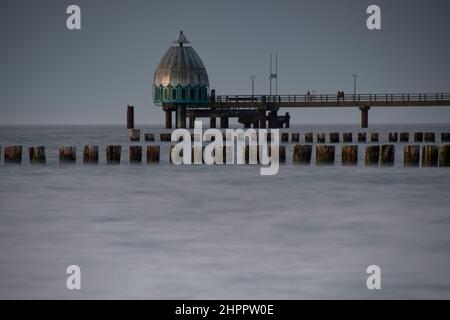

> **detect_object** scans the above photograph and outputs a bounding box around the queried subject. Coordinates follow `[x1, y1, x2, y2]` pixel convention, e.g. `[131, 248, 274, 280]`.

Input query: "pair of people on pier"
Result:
[337, 91, 345, 101]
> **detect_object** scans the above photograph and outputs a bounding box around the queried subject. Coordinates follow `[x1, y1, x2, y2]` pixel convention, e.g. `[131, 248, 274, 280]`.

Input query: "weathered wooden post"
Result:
[305, 132, 313, 143]
[146, 146, 160, 163]
[160, 133, 172, 142]
[403, 145, 420, 166]
[343, 132, 353, 143]
[316, 145, 335, 165]
[400, 132, 409, 142]
[330, 132, 339, 143]
[422, 145, 438, 167]
[106, 145, 121, 164]
[129, 146, 142, 163]
[129, 129, 140, 141]
[388, 132, 398, 142]
[442, 132, 450, 142]
[59, 146, 76, 163]
[358, 132, 366, 143]
[4, 146, 22, 164]
[380, 144, 395, 166]
[281, 133, 289, 142]
[291, 133, 300, 143]
[414, 132, 424, 143]
[29, 146, 46, 164]
[371, 132, 379, 143]
[266, 132, 272, 142]
[341, 145, 358, 165]
[245, 145, 258, 164]
[365, 145, 380, 165]
[127, 105, 134, 129]
[268, 145, 286, 163]
[83, 146, 99, 164]
[317, 133, 325, 143]
[439, 145, 450, 167]
[424, 132, 435, 142]
[144, 133, 155, 142]
[292, 144, 312, 164]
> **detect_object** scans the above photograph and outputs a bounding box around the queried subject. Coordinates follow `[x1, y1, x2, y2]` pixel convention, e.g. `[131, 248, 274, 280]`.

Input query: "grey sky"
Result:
[0, 0, 449, 125]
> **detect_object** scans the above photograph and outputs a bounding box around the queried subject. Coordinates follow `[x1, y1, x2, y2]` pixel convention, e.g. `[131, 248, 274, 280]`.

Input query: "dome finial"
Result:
[174, 30, 190, 46]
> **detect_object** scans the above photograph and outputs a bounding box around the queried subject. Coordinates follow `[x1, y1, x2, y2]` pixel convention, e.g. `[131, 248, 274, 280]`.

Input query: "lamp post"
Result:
[352, 74, 358, 94]
[250, 75, 256, 97]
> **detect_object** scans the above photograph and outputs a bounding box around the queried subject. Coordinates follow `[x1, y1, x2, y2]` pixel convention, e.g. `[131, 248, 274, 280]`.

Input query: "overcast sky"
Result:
[0, 0, 449, 125]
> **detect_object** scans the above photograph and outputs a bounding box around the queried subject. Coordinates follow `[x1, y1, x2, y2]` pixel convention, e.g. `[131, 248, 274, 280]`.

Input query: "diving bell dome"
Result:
[153, 31, 210, 105]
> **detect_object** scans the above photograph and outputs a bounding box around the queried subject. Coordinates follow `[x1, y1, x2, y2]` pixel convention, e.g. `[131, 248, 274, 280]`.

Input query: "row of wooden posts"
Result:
[130, 129, 450, 144]
[1, 144, 449, 167]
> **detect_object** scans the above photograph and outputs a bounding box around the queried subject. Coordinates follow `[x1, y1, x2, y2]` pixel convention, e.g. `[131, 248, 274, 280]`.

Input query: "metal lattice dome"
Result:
[153, 31, 209, 105]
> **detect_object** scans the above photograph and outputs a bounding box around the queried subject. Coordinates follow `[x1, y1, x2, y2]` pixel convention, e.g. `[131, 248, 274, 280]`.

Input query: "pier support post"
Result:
[59, 146, 76, 163]
[343, 132, 353, 143]
[330, 132, 339, 143]
[305, 132, 313, 143]
[317, 133, 325, 143]
[129, 129, 140, 141]
[365, 145, 380, 165]
[424, 132, 435, 142]
[439, 145, 450, 167]
[404, 145, 420, 166]
[188, 111, 195, 129]
[342, 145, 358, 165]
[4, 146, 22, 164]
[442, 132, 450, 142]
[281, 133, 289, 142]
[293, 144, 312, 164]
[83, 146, 98, 164]
[359, 106, 370, 128]
[220, 115, 229, 129]
[176, 105, 186, 129]
[259, 110, 266, 128]
[291, 133, 300, 143]
[358, 132, 367, 143]
[371, 132, 379, 143]
[422, 145, 438, 167]
[414, 132, 424, 143]
[210, 116, 216, 128]
[389, 132, 398, 142]
[129, 146, 142, 163]
[29, 146, 46, 164]
[127, 105, 134, 129]
[380, 144, 395, 166]
[106, 145, 121, 164]
[285, 112, 290, 128]
[147, 146, 160, 163]
[144, 133, 155, 142]
[400, 132, 409, 142]
[165, 110, 172, 129]
[269, 110, 278, 128]
[316, 145, 335, 165]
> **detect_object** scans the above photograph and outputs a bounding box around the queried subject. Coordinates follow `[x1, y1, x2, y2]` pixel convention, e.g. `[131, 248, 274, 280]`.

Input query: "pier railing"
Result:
[213, 93, 450, 104]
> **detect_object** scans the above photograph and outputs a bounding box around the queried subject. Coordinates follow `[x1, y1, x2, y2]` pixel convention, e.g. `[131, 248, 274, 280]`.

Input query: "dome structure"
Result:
[153, 31, 210, 105]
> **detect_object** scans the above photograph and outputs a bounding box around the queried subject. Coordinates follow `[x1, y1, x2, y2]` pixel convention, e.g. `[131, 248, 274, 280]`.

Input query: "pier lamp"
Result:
[250, 75, 256, 97]
[353, 74, 358, 94]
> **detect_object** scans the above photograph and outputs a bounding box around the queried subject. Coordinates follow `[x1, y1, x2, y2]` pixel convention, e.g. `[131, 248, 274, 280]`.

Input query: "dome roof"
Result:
[153, 31, 209, 88]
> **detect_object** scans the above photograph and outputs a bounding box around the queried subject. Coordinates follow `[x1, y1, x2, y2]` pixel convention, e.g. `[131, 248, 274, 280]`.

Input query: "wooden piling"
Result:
[59, 146, 76, 163]
[365, 145, 380, 165]
[439, 145, 450, 167]
[403, 145, 420, 166]
[129, 129, 140, 141]
[424, 132, 435, 142]
[83, 146, 98, 164]
[268, 145, 286, 163]
[4, 145, 22, 164]
[281, 132, 289, 142]
[146, 146, 160, 163]
[129, 146, 142, 163]
[106, 145, 121, 164]
[380, 144, 395, 166]
[400, 132, 409, 142]
[442, 132, 450, 142]
[317, 133, 325, 144]
[291, 133, 300, 143]
[358, 132, 366, 143]
[305, 132, 313, 143]
[330, 132, 339, 143]
[127, 105, 134, 129]
[388, 132, 398, 142]
[422, 145, 438, 167]
[144, 133, 155, 142]
[371, 132, 379, 143]
[414, 132, 424, 143]
[160, 133, 172, 142]
[29, 146, 46, 164]
[245, 145, 258, 164]
[343, 132, 353, 143]
[341, 145, 358, 165]
[292, 144, 312, 164]
[316, 145, 335, 165]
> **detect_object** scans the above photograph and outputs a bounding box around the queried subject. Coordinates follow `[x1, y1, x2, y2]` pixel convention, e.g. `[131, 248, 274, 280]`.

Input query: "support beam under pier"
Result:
[359, 106, 370, 128]
[210, 116, 216, 128]
[259, 111, 266, 128]
[220, 115, 229, 129]
[165, 110, 172, 129]
[176, 105, 186, 129]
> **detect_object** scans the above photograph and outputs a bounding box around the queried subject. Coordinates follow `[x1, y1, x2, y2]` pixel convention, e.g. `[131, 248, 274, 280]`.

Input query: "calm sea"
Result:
[0, 123, 450, 299]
